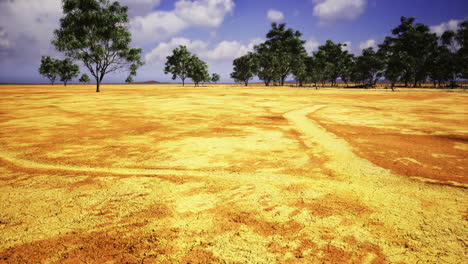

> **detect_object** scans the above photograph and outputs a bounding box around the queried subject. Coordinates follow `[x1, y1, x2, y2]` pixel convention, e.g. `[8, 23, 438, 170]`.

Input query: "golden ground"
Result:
[0, 84, 466, 263]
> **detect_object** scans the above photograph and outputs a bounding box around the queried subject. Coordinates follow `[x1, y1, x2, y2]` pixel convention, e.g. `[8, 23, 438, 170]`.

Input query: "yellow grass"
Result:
[0, 84, 466, 263]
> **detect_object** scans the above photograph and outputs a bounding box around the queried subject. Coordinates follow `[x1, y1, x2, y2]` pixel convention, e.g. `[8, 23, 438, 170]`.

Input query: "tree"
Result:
[211, 73, 220, 84]
[291, 55, 308, 87]
[39, 56, 60, 85]
[125, 76, 133, 84]
[231, 53, 256, 86]
[53, 0, 143, 92]
[430, 20, 468, 88]
[254, 43, 279, 86]
[79, 73, 90, 84]
[164, 45, 192, 86]
[188, 55, 210, 87]
[382, 17, 438, 87]
[351, 48, 384, 88]
[313, 40, 350, 87]
[261, 23, 307, 86]
[304, 56, 322, 89]
[58, 58, 80, 86]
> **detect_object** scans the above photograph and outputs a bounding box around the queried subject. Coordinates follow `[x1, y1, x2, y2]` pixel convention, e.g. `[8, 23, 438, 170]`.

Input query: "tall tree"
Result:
[39, 56, 60, 85]
[211, 73, 220, 84]
[291, 55, 308, 87]
[125, 76, 133, 84]
[313, 40, 350, 87]
[164, 45, 192, 86]
[254, 43, 279, 86]
[432, 20, 468, 88]
[188, 55, 210, 87]
[58, 58, 80, 86]
[53, 0, 143, 92]
[351, 48, 385, 88]
[261, 23, 307, 86]
[79, 73, 90, 84]
[231, 53, 256, 86]
[383, 17, 438, 87]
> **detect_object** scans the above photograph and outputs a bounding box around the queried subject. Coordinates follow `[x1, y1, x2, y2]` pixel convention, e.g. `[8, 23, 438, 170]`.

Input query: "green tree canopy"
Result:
[351, 48, 384, 87]
[39, 56, 60, 85]
[53, 0, 143, 92]
[211, 73, 220, 83]
[261, 23, 307, 86]
[79, 73, 91, 84]
[125, 76, 133, 84]
[58, 58, 80, 86]
[383, 16, 438, 87]
[188, 55, 210, 87]
[313, 40, 350, 87]
[254, 43, 280, 86]
[231, 53, 256, 86]
[164, 45, 192, 86]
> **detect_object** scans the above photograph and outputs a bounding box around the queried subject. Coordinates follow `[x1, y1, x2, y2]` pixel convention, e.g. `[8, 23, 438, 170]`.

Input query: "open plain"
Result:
[0, 84, 466, 263]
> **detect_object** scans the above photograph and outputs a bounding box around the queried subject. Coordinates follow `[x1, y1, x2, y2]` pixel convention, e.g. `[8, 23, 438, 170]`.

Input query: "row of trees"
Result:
[231, 18, 468, 89]
[39, 0, 466, 91]
[39, 56, 92, 85]
[164, 45, 220, 86]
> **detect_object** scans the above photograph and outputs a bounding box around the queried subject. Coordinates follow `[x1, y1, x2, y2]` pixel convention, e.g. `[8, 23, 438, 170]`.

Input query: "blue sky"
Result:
[0, 0, 467, 83]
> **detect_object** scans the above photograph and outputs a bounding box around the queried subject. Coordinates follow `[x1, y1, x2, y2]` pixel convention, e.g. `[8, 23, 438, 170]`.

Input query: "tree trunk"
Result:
[182, 78, 185, 86]
[96, 80, 100, 92]
[244, 81, 248, 86]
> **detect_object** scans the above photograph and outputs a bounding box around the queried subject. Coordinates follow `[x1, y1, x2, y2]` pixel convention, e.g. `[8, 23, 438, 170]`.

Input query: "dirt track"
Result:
[0, 84, 466, 263]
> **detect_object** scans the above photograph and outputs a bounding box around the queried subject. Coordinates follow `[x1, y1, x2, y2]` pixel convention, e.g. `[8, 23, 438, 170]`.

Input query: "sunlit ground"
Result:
[0, 84, 466, 263]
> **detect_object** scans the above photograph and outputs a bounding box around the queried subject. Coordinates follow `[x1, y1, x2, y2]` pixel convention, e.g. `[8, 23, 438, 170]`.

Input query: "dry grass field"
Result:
[0, 84, 466, 263]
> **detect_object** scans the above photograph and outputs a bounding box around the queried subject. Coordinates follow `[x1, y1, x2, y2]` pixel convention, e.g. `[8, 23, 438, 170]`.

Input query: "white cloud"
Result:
[120, 0, 162, 17]
[204, 38, 264, 60]
[0, 0, 62, 62]
[267, 9, 284, 22]
[131, 11, 188, 44]
[130, 0, 235, 44]
[204, 41, 249, 60]
[145, 37, 263, 64]
[359, 39, 376, 50]
[430, 19, 461, 36]
[342, 41, 352, 52]
[305, 38, 320, 54]
[175, 0, 235, 27]
[0, 27, 11, 49]
[312, 0, 367, 23]
[145, 38, 209, 64]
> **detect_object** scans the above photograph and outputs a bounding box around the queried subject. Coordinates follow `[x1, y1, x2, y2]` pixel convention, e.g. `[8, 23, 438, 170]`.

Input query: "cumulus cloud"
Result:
[312, 0, 367, 23]
[175, 0, 235, 27]
[0, 27, 11, 49]
[0, 0, 62, 63]
[120, 0, 162, 17]
[267, 9, 284, 22]
[305, 38, 320, 54]
[341, 41, 352, 52]
[359, 39, 376, 50]
[144, 38, 209, 64]
[430, 19, 461, 36]
[131, 0, 235, 44]
[145, 37, 263, 65]
[131, 11, 188, 44]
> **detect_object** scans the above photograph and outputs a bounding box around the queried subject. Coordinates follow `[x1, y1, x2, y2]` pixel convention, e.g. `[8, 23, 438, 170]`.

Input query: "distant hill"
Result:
[134, 80, 160, 84]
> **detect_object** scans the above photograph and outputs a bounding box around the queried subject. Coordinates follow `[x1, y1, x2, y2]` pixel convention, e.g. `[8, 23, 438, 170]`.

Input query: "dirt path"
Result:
[284, 105, 467, 263]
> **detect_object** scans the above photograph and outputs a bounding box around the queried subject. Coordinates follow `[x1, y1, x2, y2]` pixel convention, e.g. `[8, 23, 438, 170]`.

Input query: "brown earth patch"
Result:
[313, 123, 467, 185]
